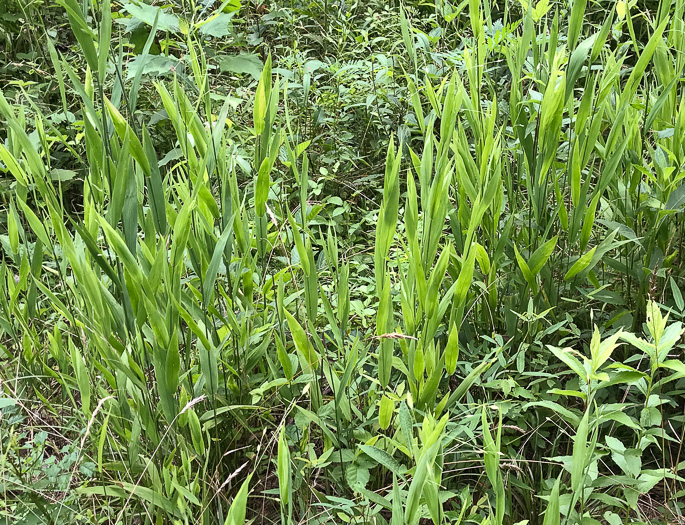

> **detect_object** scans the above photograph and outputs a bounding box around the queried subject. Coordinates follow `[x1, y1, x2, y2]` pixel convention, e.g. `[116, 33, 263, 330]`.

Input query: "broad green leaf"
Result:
[568, 0, 588, 49]
[285, 311, 318, 370]
[660, 359, 685, 376]
[549, 345, 588, 382]
[288, 209, 310, 276]
[123, 2, 180, 32]
[78, 483, 179, 517]
[346, 462, 371, 490]
[670, 277, 684, 311]
[96, 214, 143, 283]
[70, 341, 91, 417]
[255, 157, 271, 217]
[454, 245, 477, 308]
[514, 244, 537, 292]
[399, 401, 414, 453]
[571, 409, 589, 493]
[592, 328, 623, 372]
[405, 440, 440, 525]
[571, 141, 581, 207]
[170, 198, 196, 269]
[224, 474, 252, 525]
[126, 55, 177, 80]
[444, 324, 460, 375]
[278, 428, 291, 505]
[0, 145, 29, 186]
[198, 12, 236, 37]
[392, 475, 403, 525]
[445, 359, 492, 409]
[188, 409, 205, 455]
[218, 53, 263, 80]
[56, 0, 99, 73]
[104, 98, 150, 176]
[360, 444, 405, 476]
[565, 246, 597, 281]
[204, 220, 234, 302]
[566, 36, 596, 101]
[379, 395, 394, 430]
[97, 0, 112, 84]
[254, 55, 272, 135]
[529, 236, 558, 275]
[142, 127, 167, 234]
[542, 477, 561, 525]
[621, 18, 669, 105]
[17, 198, 50, 247]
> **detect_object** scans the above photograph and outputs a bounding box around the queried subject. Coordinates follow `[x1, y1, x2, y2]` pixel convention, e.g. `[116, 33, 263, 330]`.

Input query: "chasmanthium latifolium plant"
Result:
[1, 0, 685, 523]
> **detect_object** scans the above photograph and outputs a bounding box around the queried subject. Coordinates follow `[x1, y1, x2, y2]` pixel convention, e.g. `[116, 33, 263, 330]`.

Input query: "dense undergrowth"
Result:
[1, 0, 685, 523]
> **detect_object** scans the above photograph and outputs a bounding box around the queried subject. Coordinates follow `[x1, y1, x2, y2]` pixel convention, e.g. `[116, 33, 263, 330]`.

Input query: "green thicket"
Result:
[1, 0, 684, 524]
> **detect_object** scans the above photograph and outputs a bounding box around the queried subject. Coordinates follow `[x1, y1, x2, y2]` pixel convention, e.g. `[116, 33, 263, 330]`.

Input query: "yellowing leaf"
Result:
[379, 395, 394, 430]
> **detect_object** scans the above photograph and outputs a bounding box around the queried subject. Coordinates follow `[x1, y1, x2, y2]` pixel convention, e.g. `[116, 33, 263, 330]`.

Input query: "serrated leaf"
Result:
[0, 398, 16, 410]
[359, 444, 405, 476]
[123, 2, 180, 32]
[126, 55, 178, 80]
[346, 462, 370, 489]
[198, 11, 235, 37]
[218, 53, 263, 80]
